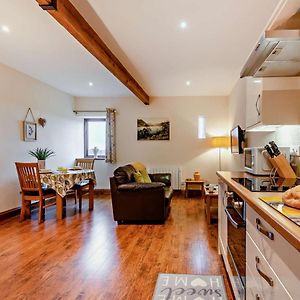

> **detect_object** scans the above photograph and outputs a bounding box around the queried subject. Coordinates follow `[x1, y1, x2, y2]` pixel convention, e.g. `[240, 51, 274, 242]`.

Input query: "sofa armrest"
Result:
[118, 182, 165, 191]
[149, 173, 171, 187]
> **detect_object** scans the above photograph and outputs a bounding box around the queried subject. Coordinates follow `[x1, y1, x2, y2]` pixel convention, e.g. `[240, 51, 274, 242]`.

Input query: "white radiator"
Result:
[148, 167, 182, 189]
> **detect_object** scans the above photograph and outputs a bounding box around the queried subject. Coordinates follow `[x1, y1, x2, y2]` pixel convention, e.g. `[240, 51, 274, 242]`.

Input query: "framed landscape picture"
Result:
[23, 121, 37, 141]
[137, 118, 170, 141]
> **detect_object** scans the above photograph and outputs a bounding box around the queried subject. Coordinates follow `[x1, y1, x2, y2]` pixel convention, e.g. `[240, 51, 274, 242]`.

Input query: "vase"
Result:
[193, 171, 201, 181]
[38, 160, 46, 169]
[93, 147, 99, 158]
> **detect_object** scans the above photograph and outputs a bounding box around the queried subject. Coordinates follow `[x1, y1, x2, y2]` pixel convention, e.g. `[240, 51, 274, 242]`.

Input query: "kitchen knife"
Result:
[269, 141, 281, 156]
[264, 145, 274, 158]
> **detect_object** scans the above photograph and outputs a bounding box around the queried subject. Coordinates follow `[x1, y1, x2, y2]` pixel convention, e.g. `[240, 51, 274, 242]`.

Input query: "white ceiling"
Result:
[1, 0, 298, 98]
[0, 0, 133, 97]
[86, 0, 285, 96]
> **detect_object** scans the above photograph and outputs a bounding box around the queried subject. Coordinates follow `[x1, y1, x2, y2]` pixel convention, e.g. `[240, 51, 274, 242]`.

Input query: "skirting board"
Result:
[0, 207, 21, 221]
[95, 189, 111, 195]
[0, 198, 56, 222]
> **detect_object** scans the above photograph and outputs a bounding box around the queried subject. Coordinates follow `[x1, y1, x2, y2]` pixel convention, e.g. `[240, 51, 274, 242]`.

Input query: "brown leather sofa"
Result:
[110, 164, 173, 224]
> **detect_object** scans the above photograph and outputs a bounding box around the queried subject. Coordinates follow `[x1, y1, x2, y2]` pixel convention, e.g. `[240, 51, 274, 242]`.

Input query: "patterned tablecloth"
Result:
[40, 170, 96, 197]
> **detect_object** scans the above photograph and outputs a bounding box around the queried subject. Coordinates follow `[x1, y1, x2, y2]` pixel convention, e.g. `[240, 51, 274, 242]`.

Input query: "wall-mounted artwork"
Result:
[137, 118, 170, 141]
[23, 108, 37, 142]
[24, 121, 37, 141]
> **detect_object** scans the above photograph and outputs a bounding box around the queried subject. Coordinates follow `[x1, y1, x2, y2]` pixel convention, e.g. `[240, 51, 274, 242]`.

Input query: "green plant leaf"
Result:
[28, 147, 55, 160]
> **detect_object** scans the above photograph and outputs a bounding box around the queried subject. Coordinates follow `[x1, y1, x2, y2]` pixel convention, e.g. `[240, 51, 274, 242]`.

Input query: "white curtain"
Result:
[105, 108, 116, 163]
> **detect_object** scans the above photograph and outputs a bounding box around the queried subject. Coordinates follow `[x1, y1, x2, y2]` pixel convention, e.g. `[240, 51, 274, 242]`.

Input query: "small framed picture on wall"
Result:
[23, 121, 37, 142]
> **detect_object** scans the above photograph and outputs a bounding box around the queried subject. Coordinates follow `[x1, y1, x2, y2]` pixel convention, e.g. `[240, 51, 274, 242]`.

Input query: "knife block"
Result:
[269, 154, 297, 178]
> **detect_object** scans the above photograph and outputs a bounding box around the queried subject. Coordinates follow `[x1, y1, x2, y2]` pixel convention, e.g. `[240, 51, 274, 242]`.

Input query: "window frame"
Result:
[84, 118, 106, 159]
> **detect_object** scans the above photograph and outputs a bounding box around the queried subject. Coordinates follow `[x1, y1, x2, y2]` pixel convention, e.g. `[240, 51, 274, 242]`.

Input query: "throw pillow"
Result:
[140, 168, 152, 183]
[133, 171, 145, 183]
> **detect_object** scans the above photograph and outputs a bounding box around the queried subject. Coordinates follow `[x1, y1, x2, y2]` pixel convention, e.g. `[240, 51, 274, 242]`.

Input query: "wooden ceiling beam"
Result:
[35, 0, 149, 105]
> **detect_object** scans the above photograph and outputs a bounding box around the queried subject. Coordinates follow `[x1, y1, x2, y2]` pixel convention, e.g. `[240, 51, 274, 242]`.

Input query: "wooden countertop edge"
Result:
[217, 171, 300, 252]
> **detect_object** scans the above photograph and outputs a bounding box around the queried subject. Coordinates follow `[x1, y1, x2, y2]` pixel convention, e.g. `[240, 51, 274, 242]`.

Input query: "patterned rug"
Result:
[152, 273, 228, 300]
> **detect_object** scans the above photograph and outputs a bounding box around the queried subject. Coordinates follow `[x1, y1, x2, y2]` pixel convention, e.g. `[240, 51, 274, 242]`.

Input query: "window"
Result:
[84, 118, 106, 159]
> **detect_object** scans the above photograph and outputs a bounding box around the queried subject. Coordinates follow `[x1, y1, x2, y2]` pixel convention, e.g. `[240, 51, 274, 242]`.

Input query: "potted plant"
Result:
[28, 147, 55, 169]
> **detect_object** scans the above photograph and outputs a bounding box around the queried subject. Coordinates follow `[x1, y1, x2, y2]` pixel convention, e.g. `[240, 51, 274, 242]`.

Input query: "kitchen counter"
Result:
[217, 171, 300, 252]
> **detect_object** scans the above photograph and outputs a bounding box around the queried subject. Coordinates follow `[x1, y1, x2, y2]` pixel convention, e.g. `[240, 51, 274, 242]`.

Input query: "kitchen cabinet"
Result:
[246, 263, 261, 300]
[246, 78, 300, 131]
[246, 205, 299, 299]
[246, 232, 292, 300]
[217, 173, 300, 300]
[246, 78, 263, 129]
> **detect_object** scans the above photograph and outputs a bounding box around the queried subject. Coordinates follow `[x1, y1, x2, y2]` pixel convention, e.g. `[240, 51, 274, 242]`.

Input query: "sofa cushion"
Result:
[149, 173, 171, 187]
[24, 188, 56, 196]
[140, 168, 152, 183]
[114, 164, 136, 185]
[118, 182, 165, 191]
[131, 162, 152, 183]
[131, 162, 147, 172]
[133, 171, 145, 183]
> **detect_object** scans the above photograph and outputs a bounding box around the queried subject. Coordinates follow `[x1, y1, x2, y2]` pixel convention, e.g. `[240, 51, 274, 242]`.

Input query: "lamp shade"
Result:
[198, 116, 206, 139]
[211, 136, 230, 148]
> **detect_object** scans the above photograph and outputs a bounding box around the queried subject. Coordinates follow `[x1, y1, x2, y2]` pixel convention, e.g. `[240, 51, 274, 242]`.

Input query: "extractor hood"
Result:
[241, 11, 300, 78]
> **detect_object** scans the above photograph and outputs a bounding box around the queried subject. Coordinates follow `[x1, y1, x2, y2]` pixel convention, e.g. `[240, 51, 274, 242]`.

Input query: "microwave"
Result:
[244, 147, 290, 175]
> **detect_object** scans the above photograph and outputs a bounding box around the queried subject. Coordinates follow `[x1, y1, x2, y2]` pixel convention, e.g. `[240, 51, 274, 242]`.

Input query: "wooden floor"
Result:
[0, 193, 233, 300]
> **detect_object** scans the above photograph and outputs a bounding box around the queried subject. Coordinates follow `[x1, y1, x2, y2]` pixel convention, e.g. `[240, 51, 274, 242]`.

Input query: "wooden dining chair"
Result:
[76, 158, 95, 210]
[15, 162, 56, 223]
[75, 158, 95, 170]
[66, 158, 95, 209]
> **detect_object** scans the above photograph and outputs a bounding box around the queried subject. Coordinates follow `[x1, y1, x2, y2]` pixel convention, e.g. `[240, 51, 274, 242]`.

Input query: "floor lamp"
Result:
[211, 136, 230, 171]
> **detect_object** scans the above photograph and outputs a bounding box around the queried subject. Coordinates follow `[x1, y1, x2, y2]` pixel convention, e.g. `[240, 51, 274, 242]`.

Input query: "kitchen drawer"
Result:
[246, 233, 293, 300]
[246, 262, 264, 300]
[246, 205, 300, 299]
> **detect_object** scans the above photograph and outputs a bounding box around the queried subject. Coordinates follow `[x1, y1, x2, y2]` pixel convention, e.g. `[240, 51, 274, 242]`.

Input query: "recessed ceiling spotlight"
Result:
[88, 82, 94, 87]
[179, 21, 187, 29]
[1, 25, 10, 33]
[186, 81, 191, 86]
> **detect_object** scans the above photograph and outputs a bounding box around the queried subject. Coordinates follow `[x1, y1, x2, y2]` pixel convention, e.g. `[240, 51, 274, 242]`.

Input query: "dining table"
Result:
[40, 169, 96, 220]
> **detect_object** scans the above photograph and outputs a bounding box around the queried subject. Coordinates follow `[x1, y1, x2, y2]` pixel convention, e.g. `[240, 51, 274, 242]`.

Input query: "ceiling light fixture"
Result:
[88, 82, 94, 87]
[1, 25, 10, 33]
[179, 21, 187, 29]
[186, 81, 191, 86]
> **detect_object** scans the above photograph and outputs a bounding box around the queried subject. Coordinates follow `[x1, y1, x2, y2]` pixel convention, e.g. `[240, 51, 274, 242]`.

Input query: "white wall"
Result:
[227, 78, 247, 171]
[0, 63, 83, 213]
[75, 96, 229, 189]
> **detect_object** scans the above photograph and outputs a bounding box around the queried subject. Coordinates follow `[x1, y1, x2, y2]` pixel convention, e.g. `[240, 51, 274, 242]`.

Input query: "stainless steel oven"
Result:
[224, 191, 246, 300]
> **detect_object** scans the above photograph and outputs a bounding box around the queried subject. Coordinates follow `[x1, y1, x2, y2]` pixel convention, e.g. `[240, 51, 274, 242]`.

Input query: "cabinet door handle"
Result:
[256, 218, 274, 240]
[255, 94, 261, 116]
[256, 256, 274, 286]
